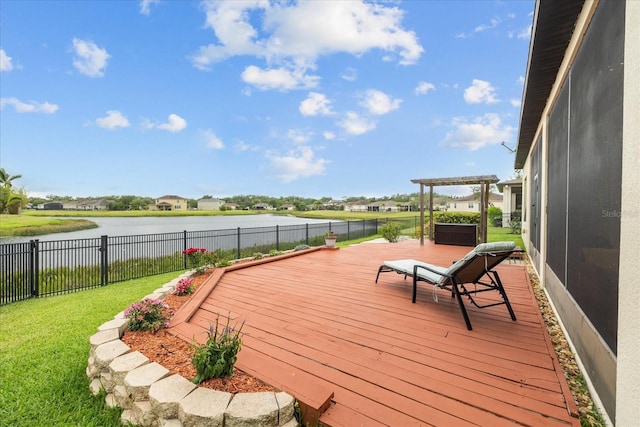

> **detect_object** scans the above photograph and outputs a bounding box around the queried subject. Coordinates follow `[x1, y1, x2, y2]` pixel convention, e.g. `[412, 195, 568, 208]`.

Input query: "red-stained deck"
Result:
[170, 240, 579, 427]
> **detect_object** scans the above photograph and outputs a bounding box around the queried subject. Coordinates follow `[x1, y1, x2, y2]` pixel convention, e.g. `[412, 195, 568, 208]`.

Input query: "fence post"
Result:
[237, 227, 241, 260]
[305, 223, 309, 245]
[276, 225, 280, 251]
[30, 240, 39, 297]
[100, 235, 108, 286]
[183, 230, 188, 270]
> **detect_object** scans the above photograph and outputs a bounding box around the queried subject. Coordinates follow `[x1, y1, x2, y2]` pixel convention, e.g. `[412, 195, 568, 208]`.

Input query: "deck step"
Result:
[236, 348, 334, 426]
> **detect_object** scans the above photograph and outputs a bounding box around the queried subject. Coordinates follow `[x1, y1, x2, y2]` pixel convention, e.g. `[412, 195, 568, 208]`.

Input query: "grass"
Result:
[0, 271, 181, 427]
[486, 226, 525, 249]
[0, 214, 98, 236]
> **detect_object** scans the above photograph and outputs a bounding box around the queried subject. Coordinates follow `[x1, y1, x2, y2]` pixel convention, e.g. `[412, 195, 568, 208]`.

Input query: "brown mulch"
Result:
[121, 268, 276, 395]
[525, 260, 605, 426]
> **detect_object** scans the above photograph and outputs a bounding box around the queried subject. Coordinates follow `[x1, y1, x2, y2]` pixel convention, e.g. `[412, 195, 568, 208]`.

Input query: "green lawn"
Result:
[486, 226, 525, 250]
[0, 271, 181, 427]
[0, 214, 98, 236]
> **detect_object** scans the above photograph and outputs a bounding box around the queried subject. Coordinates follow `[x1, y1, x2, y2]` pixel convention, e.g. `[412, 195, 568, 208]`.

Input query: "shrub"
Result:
[380, 222, 402, 243]
[509, 218, 522, 234]
[433, 211, 480, 224]
[183, 247, 219, 274]
[174, 278, 194, 296]
[191, 313, 244, 384]
[124, 298, 172, 332]
[488, 206, 503, 226]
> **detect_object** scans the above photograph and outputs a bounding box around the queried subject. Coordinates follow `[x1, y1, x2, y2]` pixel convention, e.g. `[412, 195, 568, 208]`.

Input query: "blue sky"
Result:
[1, 0, 533, 200]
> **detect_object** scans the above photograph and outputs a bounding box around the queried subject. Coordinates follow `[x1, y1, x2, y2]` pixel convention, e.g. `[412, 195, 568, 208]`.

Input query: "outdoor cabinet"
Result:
[434, 223, 477, 246]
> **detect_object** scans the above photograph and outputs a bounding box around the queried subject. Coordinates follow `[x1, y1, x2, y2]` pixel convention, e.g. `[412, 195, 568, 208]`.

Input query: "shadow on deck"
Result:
[170, 239, 579, 427]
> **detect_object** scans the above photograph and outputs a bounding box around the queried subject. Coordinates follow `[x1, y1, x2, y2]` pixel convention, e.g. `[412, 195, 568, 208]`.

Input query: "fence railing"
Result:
[1, 218, 401, 306]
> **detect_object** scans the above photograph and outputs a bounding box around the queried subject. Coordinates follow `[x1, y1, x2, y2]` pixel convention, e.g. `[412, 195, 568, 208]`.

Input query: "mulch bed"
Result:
[121, 268, 276, 395]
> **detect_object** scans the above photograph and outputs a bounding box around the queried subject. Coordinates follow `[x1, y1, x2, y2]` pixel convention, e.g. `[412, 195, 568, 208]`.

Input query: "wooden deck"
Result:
[170, 240, 579, 427]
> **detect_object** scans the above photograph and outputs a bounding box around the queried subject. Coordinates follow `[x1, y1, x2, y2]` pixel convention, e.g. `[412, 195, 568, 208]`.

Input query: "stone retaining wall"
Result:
[87, 271, 298, 427]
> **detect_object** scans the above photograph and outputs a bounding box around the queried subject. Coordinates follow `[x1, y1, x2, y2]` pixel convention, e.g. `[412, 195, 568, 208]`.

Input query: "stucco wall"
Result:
[616, 1, 640, 425]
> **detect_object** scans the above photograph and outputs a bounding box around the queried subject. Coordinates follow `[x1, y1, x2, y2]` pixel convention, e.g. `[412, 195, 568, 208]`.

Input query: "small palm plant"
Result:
[191, 313, 245, 384]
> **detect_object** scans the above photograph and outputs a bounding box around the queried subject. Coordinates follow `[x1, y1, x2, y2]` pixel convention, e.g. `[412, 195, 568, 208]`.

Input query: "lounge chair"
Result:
[375, 241, 519, 330]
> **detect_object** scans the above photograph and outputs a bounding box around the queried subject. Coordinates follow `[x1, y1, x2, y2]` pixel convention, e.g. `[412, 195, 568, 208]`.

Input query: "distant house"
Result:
[496, 178, 522, 227]
[222, 203, 239, 210]
[343, 200, 369, 212]
[197, 198, 225, 211]
[153, 195, 187, 211]
[43, 202, 63, 210]
[279, 204, 296, 211]
[447, 193, 503, 213]
[76, 199, 112, 211]
[252, 203, 273, 210]
[368, 200, 402, 212]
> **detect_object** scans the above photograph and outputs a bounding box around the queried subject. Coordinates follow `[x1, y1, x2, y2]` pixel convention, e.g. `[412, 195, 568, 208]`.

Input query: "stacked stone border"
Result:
[86, 271, 298, 427]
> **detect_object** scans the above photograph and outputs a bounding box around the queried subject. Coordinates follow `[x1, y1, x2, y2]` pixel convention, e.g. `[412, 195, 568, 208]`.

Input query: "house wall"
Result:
[197, 199, 223, 211]
[157, 197, 187, 211]
[519, 1, 639, 423]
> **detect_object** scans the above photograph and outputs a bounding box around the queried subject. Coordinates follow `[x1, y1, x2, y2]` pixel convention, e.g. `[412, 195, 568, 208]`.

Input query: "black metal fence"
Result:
[1, 218, 394, 306]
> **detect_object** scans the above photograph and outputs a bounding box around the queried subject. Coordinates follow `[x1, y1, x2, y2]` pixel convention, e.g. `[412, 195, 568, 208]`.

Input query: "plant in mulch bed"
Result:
[191, 312, 245, 384]
[124, 298, 173, 332]
[174, 278, 195, 296]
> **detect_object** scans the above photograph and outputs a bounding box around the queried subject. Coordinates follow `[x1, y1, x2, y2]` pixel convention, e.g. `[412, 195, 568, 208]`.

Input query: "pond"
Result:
[0, 214, 337, 244]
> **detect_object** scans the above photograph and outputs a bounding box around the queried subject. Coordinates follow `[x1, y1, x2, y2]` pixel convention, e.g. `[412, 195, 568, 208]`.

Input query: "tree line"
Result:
[2, 168, 455, 213]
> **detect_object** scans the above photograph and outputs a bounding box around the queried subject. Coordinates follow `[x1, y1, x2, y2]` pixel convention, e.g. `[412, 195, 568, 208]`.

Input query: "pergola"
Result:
[411, 175, 500, 245]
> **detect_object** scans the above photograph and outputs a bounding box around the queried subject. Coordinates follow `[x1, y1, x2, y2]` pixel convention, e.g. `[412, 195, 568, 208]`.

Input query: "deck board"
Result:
[170, 239, 579, 426]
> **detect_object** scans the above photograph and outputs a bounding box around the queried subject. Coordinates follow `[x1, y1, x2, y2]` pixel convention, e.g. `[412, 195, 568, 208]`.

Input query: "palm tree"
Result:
[0, 168, 22, 188]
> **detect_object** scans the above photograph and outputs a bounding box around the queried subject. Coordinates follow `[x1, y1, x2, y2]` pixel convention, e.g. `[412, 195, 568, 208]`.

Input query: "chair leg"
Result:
[412, 276, 417, 303]
[491, 271, 517, 321]
[375, 266, 383, 283]
[452, 279, 473, 330]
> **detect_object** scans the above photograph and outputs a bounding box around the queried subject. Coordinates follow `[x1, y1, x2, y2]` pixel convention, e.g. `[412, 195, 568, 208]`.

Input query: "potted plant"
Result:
[324, 230, 337, 247]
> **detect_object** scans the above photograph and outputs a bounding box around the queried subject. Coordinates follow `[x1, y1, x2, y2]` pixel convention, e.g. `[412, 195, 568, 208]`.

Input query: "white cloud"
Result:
[464, 79, 498, 104]
[510, 99, 521, 108]
[338, 111, 376, 135]
[341, 67, 357, 82]
[323, 131, 336, 140]
[0, 49, 14, 72]
[287, 129, 311, 144]
[192, 1, 423, 90]
[234, 140, 261, 152]
[203, 129, 224, 149]
[72, 38, 110, 77]
[474, 17, 501, 33]
[266, 146, 328, 183]
[147, 113, 187, 132]
[511, 24, 532, 40]
[360, 89, 401, 115]
[299, 92, 333, 117]
[139, 0, 160, 15]
[95, 110, 129, 129]
[241, 65, 319, 91]
[415, 81, 435, 95]
[443, 113, 514, 151]
[0, 97, 59, 114]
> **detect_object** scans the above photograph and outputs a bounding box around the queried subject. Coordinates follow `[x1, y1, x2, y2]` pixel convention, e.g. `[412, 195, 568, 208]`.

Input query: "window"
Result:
[468, 203, 474, 209]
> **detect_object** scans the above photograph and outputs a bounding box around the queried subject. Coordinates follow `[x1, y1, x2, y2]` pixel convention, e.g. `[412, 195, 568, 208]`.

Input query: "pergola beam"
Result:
[410, 175, 500, 245]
